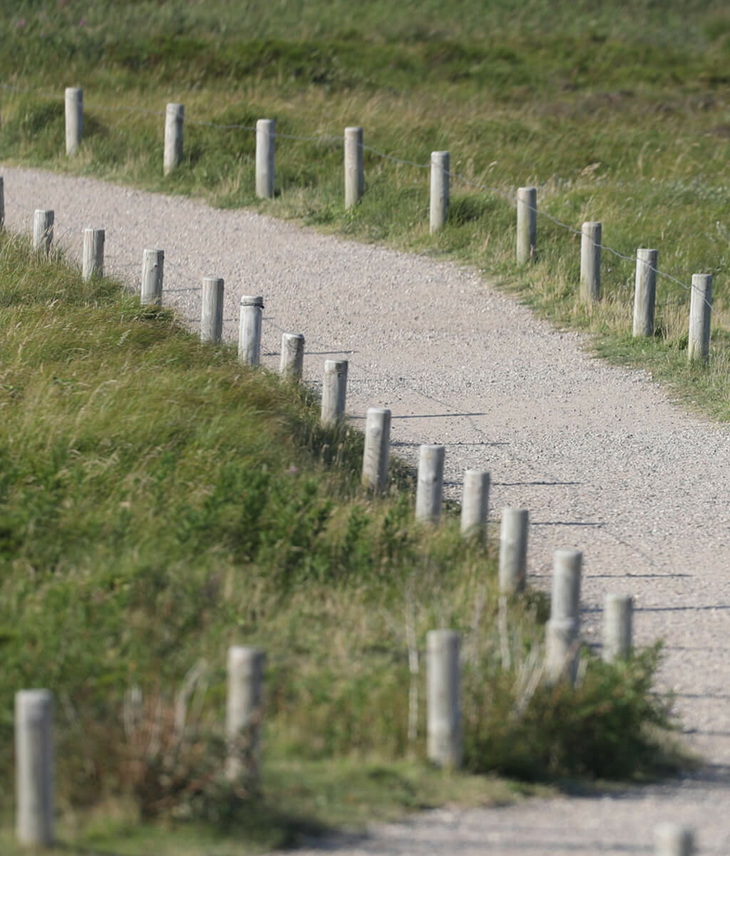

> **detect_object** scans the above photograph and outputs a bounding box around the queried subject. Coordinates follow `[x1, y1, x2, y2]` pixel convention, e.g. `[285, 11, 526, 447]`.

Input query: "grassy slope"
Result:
[0, 1, 704, 852]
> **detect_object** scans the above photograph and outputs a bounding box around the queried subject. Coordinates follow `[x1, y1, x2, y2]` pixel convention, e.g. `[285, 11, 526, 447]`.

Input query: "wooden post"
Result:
[688, 273, 712, 363]
[603, 593, 633, 662]
[498, 508, 529, 596]
[460, 470, 489, 541]
[140, 249, 164, 306]
[416, 444, 445, 524]
[15, 690, 54, 848]
[82, 228, 105, 281]
[654, 823, 695, 855]
[545, 549, 582, 685]
[633, 248, 658, 337]
[427, 630, 462, 769]
[163, 103, 184, 175]
[580, 221, 602, 303]
[516, 187, 537, 264]
[362, 407, 391, 493]
[321, 359, 348, 425]
[0, 175, 4, 230]
[430, 151, 450, 233]
[200, 277, 224, 343]
[280, 333, 305, 381]
[256, 119, 275, 199]
[238, 295, 264, 366]
[65, 87, 83, 156]
[33, 210, 54, 255]
[344, 126, 364, 209]
[226, 646, 265, 782]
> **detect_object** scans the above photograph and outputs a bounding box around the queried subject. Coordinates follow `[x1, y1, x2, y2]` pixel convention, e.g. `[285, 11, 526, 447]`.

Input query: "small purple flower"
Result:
[79, 18, 86, 26]
[288, 465, 299, 475]
[17, 18, 26, 28]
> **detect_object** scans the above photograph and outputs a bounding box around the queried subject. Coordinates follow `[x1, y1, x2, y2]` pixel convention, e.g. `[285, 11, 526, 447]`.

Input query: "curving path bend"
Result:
[4, 165, 730, 855]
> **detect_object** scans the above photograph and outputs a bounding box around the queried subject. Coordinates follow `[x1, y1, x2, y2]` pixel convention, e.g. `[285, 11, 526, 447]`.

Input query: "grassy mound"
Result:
[0, 234, 682, 852]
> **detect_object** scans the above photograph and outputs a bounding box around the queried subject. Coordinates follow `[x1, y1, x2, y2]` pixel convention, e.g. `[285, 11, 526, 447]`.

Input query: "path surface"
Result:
[4, 166, 730, 855]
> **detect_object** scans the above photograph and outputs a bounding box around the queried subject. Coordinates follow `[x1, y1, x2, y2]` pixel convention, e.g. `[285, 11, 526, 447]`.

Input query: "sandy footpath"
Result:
[3, 166, 730, 854]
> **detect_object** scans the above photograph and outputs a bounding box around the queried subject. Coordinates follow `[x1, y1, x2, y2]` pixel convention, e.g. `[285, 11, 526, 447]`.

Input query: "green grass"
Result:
[0, 233, 683, 853]
[0, 1, 708, 852]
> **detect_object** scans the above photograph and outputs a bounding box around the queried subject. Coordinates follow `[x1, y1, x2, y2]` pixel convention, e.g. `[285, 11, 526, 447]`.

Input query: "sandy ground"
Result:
[3, 165, 730, 854]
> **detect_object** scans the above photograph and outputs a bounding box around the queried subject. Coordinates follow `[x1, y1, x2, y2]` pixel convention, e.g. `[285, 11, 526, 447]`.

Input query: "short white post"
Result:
[200, 277, 224, 343]
[580, 221, 602, 303]
[163, 102, 184, 175]
[238, 295, 264, 366]
[0, 176, 4, 229]
[140, 249, 164, 306]
[280, 333, 305, 381]
[654, 823, 695, 855]
[516, 187, 537, 264]
[460, 470, 489, 541]
[226, 646, 265, 782]
[65, 87, 83, 156]
[344, 126, 364, 209]
[416, 444, 445, 524]
[33, 209, 54, 255]
[430, 151, 450, 233]
[603, 593, 633, 662]
[545, 549, 582, 685]
[82, 228, 105, 280]
[427, 630, 462, 769]
[15, 690, 54, 848]
[688, 273, 712, 363]
[633, 248, 658, 337]
[498, 508, 529, 596]
[362, 407, 391, 493]
[321, 359, 348, 425]
[256, 119, 275, 199]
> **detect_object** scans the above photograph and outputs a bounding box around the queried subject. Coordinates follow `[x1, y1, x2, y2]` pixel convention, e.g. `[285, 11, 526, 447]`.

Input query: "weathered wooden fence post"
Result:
[200, 277, 224, 343]
[688, 273, 712, 363]
[545, 549, 582, 684]
[344, 126, 364, 209]
[238, 295, 264, 366]
[163, 103, 184, 175]
[65, 87, 83, 156]
[321, 359, 348, 425]
[654, 823, 695, 855]
[280, 333, 305, 381]
[498, 508, 529, 596]
[632, 248, 658, 337]
[226, 646, 265, 782]
[602, 593, 633, 662]
[580, 221, 602, 303]
[460, 470, 490, 541]
[33, 209, 54, 255]
[82, 228, 105, 281]
[256, 119, 275, 199]
[140, 249, 164, 306]
[362, 407, 391, 493]
[15, 690, 54, 848]
[427, 630, 462, 769]
[430, 151, 450, 233]
[416, 444, 445, 524]
[516, 187, 537, 264]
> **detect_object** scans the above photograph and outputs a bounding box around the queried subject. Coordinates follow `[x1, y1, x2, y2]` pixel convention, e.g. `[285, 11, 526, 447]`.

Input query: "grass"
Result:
[0, 0, 710, 853]
[0, 232, 684, 853]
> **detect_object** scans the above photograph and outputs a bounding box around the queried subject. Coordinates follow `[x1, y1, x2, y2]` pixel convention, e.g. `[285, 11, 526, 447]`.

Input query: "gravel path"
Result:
[4, 166, 730, 855]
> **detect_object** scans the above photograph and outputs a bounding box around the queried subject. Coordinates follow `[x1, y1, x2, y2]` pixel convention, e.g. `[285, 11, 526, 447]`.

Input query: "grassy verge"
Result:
[0, 233, 683, 853]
